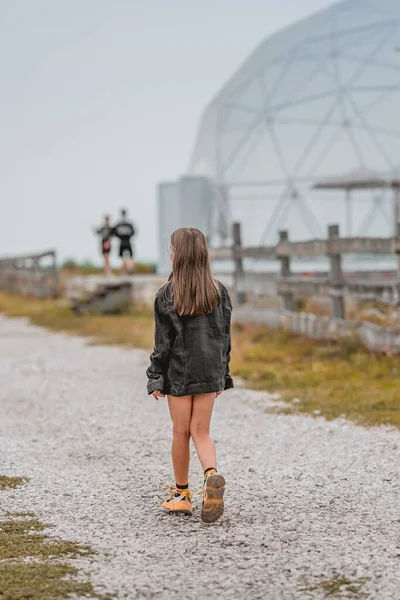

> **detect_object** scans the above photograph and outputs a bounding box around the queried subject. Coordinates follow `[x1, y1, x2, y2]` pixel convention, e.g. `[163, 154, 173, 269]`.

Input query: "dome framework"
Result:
[190, 0, 400, 245]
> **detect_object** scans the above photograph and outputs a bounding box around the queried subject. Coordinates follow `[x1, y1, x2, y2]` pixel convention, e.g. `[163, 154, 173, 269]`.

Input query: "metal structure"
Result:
[189, 0, 400, 246]
[313, 168, 400, 236]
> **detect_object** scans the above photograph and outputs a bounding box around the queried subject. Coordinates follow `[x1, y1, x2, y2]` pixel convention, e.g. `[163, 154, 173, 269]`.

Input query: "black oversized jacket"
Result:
[146, 282, 234, 397]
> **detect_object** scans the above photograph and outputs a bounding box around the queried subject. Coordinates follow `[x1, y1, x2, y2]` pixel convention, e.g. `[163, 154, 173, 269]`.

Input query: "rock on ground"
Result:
[0, 315, 399, 600]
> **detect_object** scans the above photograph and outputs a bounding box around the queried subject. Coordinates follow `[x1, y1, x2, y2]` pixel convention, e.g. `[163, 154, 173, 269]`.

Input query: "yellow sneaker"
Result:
[162, 488, 192, 515]
[201, 470, 225, 523]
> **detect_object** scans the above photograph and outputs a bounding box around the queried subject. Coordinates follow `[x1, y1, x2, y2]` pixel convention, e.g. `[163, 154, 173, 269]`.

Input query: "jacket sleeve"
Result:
[146, 295, 174, 395]
[224, 289, 234, 390]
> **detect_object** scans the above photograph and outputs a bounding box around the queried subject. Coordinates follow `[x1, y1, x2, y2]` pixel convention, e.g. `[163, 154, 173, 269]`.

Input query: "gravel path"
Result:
[1, 315, 399, 600]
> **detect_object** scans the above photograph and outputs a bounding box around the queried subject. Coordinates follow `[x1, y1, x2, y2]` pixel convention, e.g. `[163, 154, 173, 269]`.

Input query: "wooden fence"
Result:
[211, 223, 400, 318]
[0, 250, 58, 298]
[211, 223, 400, 352]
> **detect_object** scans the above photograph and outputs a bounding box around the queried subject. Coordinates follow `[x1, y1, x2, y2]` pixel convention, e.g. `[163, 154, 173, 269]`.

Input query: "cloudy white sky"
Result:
[1, 0, 336, 263]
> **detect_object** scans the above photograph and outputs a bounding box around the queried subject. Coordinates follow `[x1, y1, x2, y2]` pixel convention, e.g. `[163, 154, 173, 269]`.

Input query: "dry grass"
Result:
[1, 291, 399, 428]
[60, 260, 154, 276]
[303, 296, 400, 329]
[0, 292, 154, 349]
[231, 323, 400, 428]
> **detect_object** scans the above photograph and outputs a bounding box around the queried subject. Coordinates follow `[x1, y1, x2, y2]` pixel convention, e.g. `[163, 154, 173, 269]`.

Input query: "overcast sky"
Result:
[0, 0, 336, 263]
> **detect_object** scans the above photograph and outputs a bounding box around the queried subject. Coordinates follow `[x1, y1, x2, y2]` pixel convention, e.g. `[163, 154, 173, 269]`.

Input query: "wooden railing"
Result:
[0, 250, 58, 298]
[210, 223, 400, 319]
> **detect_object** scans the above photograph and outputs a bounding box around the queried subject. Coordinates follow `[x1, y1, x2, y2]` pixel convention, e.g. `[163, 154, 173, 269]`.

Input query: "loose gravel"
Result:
[0, 315, 399, 600]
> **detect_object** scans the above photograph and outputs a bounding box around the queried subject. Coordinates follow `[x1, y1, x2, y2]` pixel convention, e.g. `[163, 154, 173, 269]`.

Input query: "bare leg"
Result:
[128, 258, 135, 273]
[191, 393, 225, 523]
[167, 395, 193, 485]
[104, 254, 112, 276]
[190, 393, 217, 472]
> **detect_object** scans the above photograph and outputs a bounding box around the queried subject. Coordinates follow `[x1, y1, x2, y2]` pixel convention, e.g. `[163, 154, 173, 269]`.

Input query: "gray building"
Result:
[157, 176, 214, 274]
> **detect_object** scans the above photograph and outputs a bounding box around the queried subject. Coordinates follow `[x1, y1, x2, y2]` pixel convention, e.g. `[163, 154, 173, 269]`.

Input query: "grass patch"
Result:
[306, 572, 368, 598]
[1, 291, 399, 428]
[231, 323, 400, 428]
[0, 562, 100, 600]
[0, 516, 93, 561]
[0, 292, 154, 349]
[60, 260, 154, 276]
[0, 512, 109, 600]
[303, 296, 400, 330]
[0, 476, 25, 490]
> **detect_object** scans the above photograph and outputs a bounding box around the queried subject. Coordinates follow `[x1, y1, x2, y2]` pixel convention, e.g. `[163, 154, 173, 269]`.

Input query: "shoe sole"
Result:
[173, 509, 192, 516]
[162, 504, 192, 516]
[201, 473, 225, 523]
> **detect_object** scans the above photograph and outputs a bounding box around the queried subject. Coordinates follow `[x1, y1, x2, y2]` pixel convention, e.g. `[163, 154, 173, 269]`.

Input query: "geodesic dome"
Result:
[189, 0, 400, 244]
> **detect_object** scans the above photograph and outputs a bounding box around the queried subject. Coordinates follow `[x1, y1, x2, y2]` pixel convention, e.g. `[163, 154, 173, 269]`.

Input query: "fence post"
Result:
[51, 251, 59, 297]
[394, 187, 400, 237]
[327, 224, 345, 320]
[277, 230, 294, 311]
[36, 256, 46, 299]
[232, 222, 246, 305]
[395, 224, 400, 304]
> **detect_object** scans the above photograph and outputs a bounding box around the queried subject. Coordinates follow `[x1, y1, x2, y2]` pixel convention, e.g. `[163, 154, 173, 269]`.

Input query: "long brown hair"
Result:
[167, 227, 220, 316]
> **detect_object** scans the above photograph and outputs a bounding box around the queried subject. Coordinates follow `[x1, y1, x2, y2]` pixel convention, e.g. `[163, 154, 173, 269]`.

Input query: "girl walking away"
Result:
[146, 227, 233, 523]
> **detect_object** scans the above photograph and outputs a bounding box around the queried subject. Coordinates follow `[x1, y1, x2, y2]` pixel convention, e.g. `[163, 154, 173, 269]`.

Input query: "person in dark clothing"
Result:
[113, 208, 135, 274]
[146, 227, 233, 523]
[94, 215, 113, 276]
